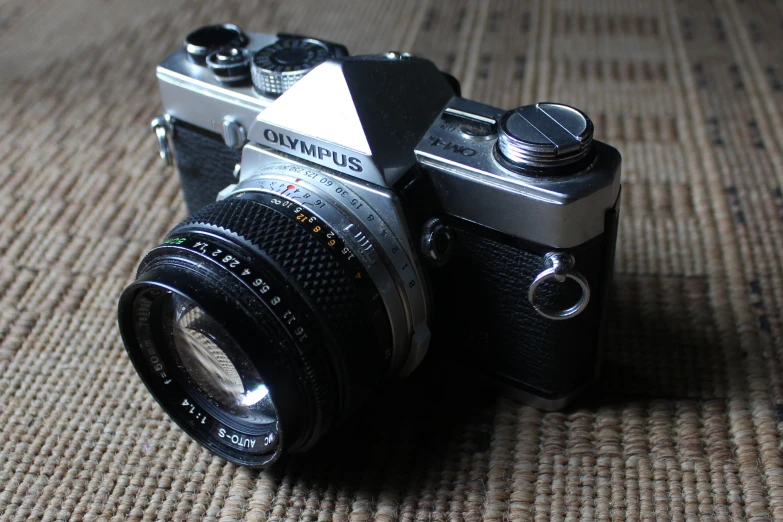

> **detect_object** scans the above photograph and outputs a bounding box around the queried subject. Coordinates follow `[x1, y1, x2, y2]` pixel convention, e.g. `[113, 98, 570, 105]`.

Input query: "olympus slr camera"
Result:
[118, 24, 621, 468]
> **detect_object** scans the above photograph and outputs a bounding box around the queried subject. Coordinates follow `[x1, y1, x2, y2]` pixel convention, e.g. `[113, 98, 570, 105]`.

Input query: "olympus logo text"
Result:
[262, 129, 363, 172]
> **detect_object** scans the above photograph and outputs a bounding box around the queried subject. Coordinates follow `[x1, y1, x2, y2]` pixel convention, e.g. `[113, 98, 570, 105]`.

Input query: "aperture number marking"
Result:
[181, 398, 208, 425]
[184, 238, 308, 343]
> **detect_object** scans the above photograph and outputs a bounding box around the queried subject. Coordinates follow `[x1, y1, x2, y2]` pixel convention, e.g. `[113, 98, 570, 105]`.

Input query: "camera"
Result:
[118, 24, 621, 468]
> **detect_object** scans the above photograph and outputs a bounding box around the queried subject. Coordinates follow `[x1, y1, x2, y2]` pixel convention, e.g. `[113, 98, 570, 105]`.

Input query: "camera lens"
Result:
[185, 24, 249, 64]
[118, 191, 393, 467]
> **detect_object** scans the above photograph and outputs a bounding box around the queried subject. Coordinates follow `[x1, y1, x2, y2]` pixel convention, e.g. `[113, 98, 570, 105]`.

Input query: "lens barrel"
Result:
[118, 192, 392, 467]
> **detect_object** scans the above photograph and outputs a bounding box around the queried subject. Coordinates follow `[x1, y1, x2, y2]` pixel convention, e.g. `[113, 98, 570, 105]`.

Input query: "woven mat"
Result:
[2, 0, 783, 520]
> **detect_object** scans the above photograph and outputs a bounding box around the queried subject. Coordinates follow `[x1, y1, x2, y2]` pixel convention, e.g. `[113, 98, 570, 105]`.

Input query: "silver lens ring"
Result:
[228, 162, 430, 376]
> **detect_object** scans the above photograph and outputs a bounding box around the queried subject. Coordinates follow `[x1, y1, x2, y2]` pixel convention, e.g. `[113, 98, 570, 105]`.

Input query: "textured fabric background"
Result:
[2, 0, 783, 520]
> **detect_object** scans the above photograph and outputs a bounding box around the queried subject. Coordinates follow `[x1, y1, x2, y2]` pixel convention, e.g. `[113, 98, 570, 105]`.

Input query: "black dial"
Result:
[251, 38, 331, 95]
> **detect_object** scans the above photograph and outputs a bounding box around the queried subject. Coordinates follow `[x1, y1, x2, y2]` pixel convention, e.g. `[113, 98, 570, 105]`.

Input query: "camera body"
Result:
[151, 26, 621, 410]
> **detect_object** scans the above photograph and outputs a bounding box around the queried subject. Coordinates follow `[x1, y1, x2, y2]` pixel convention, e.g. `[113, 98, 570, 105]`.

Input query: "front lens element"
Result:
[164, 294, 277, 426]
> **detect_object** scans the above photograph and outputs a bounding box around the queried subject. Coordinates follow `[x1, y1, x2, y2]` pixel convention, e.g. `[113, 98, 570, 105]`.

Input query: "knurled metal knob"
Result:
[251, 38, 331, 95]
[497, 103, 594, 169]
[184, 24, 249, 64]
[206, 47, 252, 84]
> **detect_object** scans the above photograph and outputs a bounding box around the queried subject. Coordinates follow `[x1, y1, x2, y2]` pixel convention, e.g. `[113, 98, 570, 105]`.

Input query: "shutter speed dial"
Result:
[251, 38, 332, 95]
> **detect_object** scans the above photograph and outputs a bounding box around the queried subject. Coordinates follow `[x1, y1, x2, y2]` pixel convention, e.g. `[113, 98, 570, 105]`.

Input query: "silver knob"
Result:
[497, 103, 593, 169]
[527, 252, 591, 320]
[220, 118, 246, 149]
[150, 115, 172, 166]
[251, 38, 331, 95]
[206, 47, 252, 84]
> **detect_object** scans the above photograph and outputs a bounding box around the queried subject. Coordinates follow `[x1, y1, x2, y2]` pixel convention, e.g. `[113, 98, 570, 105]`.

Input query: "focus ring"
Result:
[171, 195, 391, 419]
[176, 197, 363, 333]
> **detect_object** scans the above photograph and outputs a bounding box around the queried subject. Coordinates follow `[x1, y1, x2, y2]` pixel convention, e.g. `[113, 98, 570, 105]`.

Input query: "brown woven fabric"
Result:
[2, 0, 783, 520]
